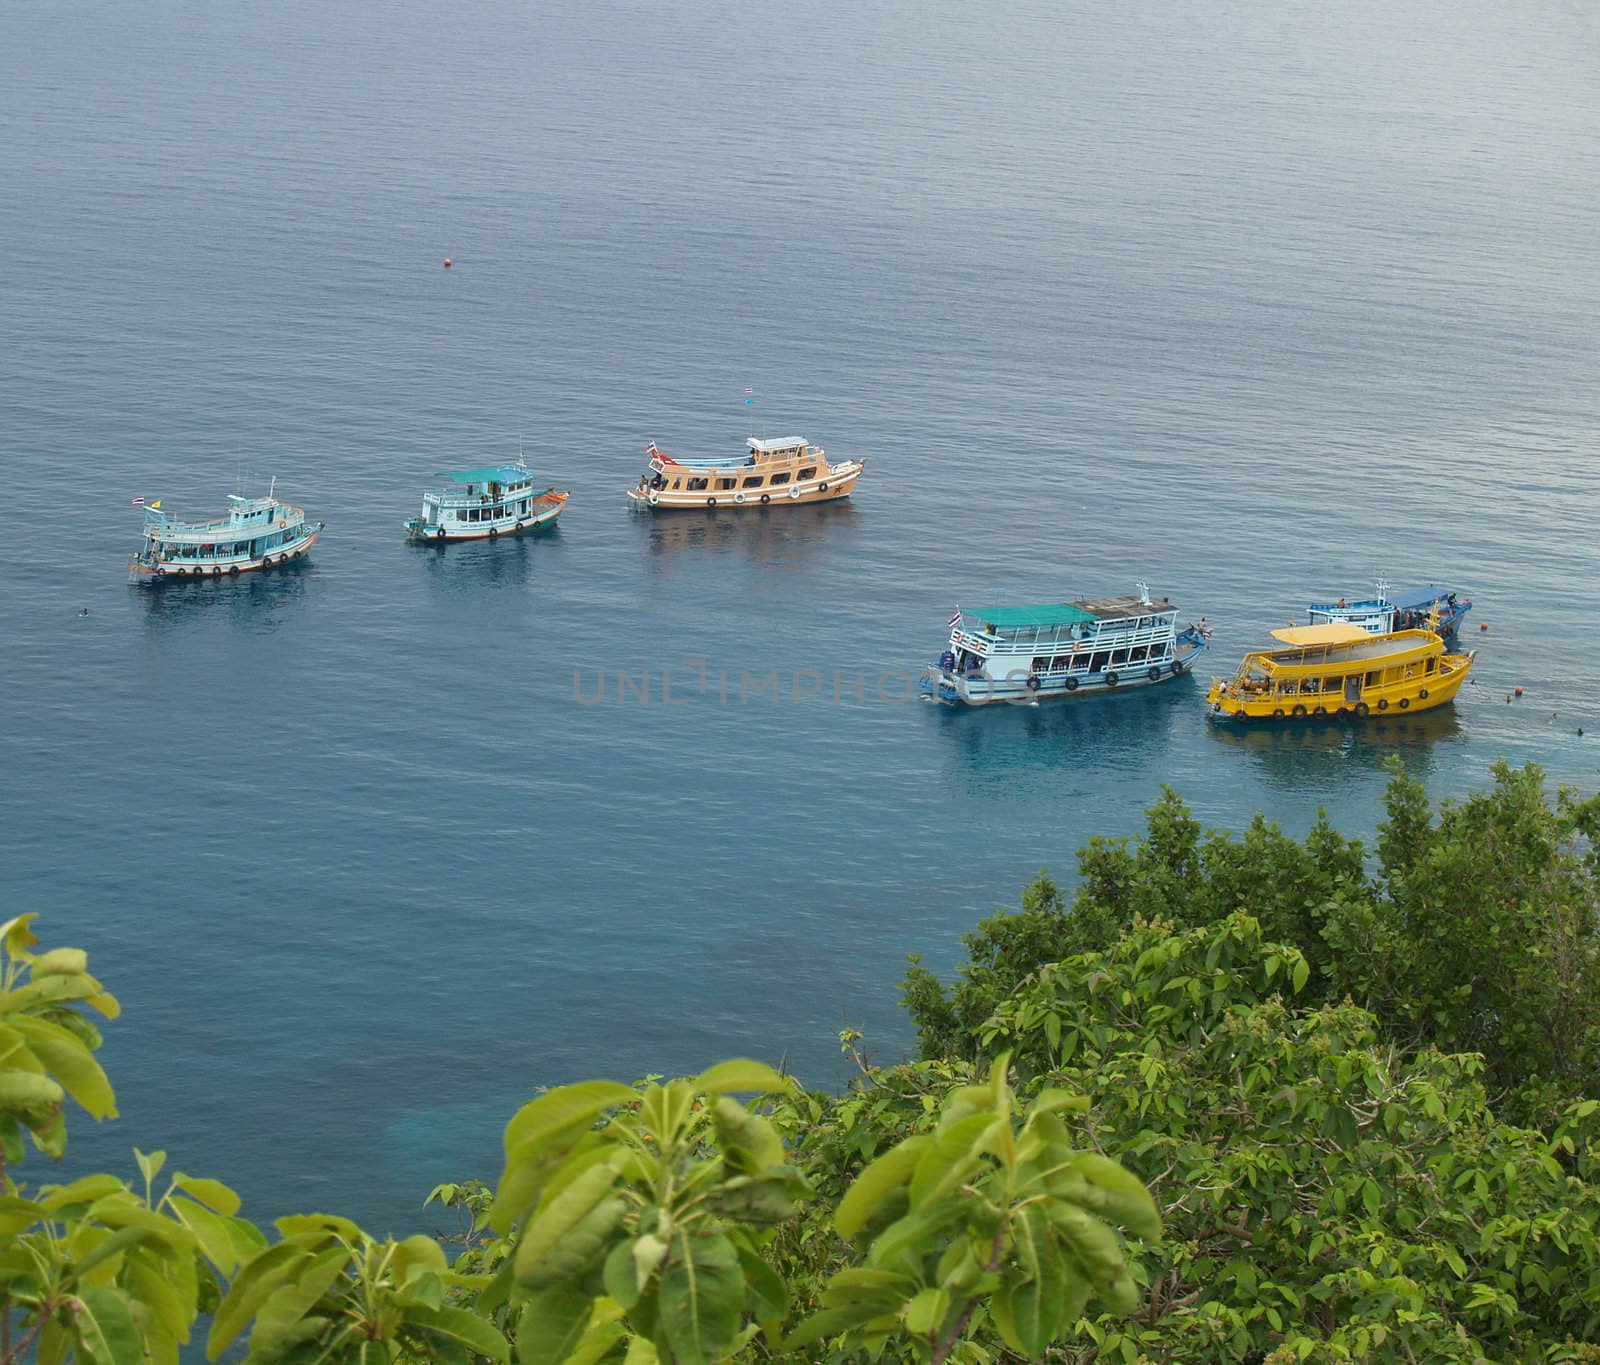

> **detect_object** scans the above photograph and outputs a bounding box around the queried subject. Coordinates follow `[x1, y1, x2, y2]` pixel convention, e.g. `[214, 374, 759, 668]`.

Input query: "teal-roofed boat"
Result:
[918, 584, 1212, 706]
[127, 480, 323, 585]
[405, 458, 569, 543]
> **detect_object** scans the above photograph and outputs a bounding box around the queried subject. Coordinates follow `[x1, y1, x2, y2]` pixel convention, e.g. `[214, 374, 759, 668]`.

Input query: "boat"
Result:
[1306, 580, 1471, 637]
[918, 584, 1211, 706]
[127, 483, 322, 585]
[405, 460, 569, 543]
[1205, 623, 1475, 723]
[626, 437, 864, 510]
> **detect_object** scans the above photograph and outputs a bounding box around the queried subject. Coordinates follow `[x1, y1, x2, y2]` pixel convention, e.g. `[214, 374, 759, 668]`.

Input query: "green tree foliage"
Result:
[977, 911, 1600, 1361]
[907, 764, 1600, 1123]
[1, 915, 1155, 1362]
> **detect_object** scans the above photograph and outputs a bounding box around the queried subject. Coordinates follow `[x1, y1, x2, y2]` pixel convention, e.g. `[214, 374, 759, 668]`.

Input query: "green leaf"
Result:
[71, 1226, 155, 1279]
[134, 1148, 167, 1188]
[658, 1231, 744, 1365]
[905, 1285, 950, 1337]
[249, 1247, 348, 1354]
[206, 1243, 313, 1358]
[391, 1233, 448, 1286]
[404, 1303, 512, 1363]
[502, 1081, 635, 1159]
[1291, 956, 1310, 993]
[734, 1242, 789, 1323]
[167, 1196, 239, 1274]
[691, 1059, 794, 1096]
[1065, 1153, 1162, 1239]
[1005, 1222, 1070, 1356]
[836, 1136, 931, 1241]
[515, 1284, 594, 1363]
[0, 1194, 48, 1236]
[74, 1285, 142, 1365]
[512, 1159, 624, 1288]
[38, 1174, 126, 1213]
[909, 1113, 1000, 1210]
[171, 1173, 241, 1217]
[6, 1016, 116, 1117]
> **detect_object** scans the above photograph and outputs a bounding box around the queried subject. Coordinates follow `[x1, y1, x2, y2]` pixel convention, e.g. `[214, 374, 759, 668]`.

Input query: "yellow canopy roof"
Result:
[1271, 623, 1372, 646]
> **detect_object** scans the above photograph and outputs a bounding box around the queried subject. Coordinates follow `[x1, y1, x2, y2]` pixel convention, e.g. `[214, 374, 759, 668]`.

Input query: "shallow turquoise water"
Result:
[2, 0, 1597, 1232]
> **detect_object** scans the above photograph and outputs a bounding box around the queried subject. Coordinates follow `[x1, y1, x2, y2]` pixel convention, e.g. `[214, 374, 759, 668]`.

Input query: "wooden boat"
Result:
[919, 584, 1211, 706]
[128, 482, 322, 584]
[626, 437, 864, 510]
[1205, 624, 1474, 723]
[405, 460, 568, 543]
[1306, 580, 1471, 637]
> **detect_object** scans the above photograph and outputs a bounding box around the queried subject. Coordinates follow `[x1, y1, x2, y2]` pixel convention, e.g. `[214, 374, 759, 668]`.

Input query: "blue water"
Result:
[4, 0, 1598, 1234]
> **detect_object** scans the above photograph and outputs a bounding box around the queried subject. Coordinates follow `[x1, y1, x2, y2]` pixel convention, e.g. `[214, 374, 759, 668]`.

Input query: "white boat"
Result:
[127, 483, 322, 585]
[920, 583, 1211, 706]
[1306, 580, 1470, 637]
[405, 460, 569, 543]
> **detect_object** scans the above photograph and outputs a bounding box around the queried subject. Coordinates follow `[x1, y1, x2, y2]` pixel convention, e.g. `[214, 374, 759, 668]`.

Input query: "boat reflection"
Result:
[133, 557, 314, 635]
[1206, 704, 1464, 788]
[643, 499, 860, 571]
[930, 677, 1201, 796]
[415, 526, 563, 594]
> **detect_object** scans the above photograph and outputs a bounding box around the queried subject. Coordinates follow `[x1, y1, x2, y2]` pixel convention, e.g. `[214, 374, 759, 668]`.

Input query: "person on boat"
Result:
[1337, 598, 1346, 608]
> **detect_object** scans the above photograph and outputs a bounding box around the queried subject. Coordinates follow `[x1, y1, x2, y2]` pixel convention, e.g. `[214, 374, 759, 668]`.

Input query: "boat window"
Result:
[798, 466, 817, 480]
[1366, 672, 1379, 687]
[671, 479, 682, 490]
[687, 477, 709, 491]
[770, 472, 791, 486]
[717, 478, 737, 490]
[741, 475, 764, 488]
[1323, 677, 1340, 692]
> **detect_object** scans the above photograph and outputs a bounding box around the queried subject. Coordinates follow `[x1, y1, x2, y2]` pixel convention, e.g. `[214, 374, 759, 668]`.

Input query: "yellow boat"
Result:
[1205, 623, 1475, 723]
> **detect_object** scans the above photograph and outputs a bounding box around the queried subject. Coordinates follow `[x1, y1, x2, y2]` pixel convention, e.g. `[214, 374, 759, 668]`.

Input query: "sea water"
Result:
[2, 0, 1597, 1232]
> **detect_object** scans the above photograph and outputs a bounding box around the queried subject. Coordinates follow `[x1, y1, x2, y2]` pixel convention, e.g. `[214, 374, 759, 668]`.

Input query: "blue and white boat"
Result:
[919, 584, 1211, 706]
[128, 482, 322, 585]
[1306, 580, 1470, 638]
[405, 459, 569, 543]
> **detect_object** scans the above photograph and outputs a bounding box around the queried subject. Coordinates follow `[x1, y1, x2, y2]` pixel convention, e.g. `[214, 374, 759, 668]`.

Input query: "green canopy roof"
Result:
[436, 465, 531, 485]
[970, 603, 1098, 629]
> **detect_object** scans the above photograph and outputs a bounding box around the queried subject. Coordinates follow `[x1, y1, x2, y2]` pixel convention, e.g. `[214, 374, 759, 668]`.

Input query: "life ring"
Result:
[1292, 704, 1308, 717]
[648, 489, 660, 505]
[1026, 674, 1040, 693]
[1377, 698, 1389, 711]
[278, 519, 286, 528]
[818, 482, 829, 493]
[229, 565, 240, 575]
[1418, 688, 1430, 699]
[1398, 697, 1410, 709]
[1147, 666, 1162, 682]
[1104, 671, 1119, 688]
[787, 486, 801, 498]
[760, 494, 771, 505]
[1171, 657, 1187, 675]
[1273, 708, 1285, 718]
[733, 491, 746, 504]
[436, 528, 446, 541]
[489, 526, 498, 538]
[706, 497, 718, 508]
[1313, 705, 1327, 717]
[1064, 676, 1079, 692]
[1355, 702, 1370, 717]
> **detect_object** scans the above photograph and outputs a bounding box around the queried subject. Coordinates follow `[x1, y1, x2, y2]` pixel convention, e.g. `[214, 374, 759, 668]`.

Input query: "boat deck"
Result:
[1080, 595, 1176, 619]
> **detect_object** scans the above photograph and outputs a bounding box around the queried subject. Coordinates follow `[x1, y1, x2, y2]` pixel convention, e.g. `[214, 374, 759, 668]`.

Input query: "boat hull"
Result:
[627, 464, 863, 511]
[128, 530, 320, 585]
[920, 637, 1207, 706]
[406, 499, 565, 543]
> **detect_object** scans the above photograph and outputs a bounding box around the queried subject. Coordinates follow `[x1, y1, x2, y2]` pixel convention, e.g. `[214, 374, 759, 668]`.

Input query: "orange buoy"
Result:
[1514, 687, 1524, 697]
[1479, 622, 1488, 631]
[443, 258, 452, 268]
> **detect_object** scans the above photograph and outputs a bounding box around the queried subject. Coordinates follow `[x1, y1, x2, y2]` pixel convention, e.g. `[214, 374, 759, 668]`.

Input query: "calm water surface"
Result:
[3, 0, 1598, 1232]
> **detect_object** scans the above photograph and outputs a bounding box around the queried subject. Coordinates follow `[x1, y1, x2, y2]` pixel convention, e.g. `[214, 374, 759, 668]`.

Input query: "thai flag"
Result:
[131, 496, 145, 508]
[744, 386, 754, 406]
[948, 607, 962, 628]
